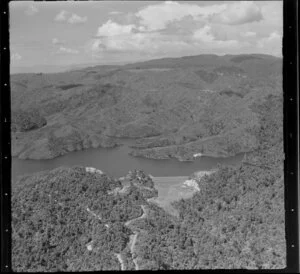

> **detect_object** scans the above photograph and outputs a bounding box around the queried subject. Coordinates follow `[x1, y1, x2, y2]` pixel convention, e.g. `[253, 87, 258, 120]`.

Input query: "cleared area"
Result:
[149, 176, 195, 216]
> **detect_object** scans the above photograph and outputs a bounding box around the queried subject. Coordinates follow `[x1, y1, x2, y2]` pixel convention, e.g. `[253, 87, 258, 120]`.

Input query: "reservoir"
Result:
[12, 139, 244, 181]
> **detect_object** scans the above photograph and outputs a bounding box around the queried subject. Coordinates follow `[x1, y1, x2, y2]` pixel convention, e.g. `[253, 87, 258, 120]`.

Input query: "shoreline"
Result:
[12, 135, 248, 161]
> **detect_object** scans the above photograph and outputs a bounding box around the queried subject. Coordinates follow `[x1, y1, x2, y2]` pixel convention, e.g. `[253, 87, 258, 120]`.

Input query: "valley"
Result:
[11, 54, 281, 162]
[11, 54, 285, 271]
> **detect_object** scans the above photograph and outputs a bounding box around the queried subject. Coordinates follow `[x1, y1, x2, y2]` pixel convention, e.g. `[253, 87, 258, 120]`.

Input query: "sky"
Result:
[10, 1, 283, 72]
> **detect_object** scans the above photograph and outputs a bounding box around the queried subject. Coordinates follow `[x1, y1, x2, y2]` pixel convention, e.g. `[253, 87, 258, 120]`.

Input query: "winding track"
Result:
[125, 205, 147, 270]
[115, 253, 125, 270]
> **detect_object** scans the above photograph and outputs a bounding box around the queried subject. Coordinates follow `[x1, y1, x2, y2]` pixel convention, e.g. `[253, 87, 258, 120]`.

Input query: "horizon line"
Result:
[10, 52, 282, 75]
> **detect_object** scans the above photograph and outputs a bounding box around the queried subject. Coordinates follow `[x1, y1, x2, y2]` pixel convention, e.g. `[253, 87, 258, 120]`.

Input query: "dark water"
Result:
[12, 140, 244, 181]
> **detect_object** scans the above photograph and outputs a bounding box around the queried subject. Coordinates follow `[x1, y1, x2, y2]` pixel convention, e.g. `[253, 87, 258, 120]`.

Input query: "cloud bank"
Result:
[87, 1, 282, 59]
[55, 10, 87, 24]
[58, 46, 79, 54]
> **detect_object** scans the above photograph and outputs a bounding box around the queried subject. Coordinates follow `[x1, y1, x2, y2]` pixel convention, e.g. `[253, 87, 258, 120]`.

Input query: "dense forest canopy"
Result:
[12, 168, 158, 271]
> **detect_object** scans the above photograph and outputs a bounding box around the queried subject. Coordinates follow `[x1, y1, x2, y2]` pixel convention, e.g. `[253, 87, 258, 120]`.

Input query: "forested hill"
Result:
[12, 84, 285, 270]
[12, 169, 158, 271]
[11, 54, 281, 160]
[130, 92, 285, 269]
[11, 53, 285, 270]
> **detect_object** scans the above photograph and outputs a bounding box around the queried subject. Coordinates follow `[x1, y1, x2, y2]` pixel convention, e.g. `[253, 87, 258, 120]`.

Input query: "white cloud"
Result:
[109, 11, 123, 15]
[25, 4, 39, 16]
[91, 20, 172, 54]
[89, 22, 239, 57]
[193, 25, 214, 43]
[242, 31, 257, 37]
[212, 1, 263, 25]
[11, 53, 22, 62]
[259, 1, 282, 27]
[257, 31, 281, 47]
[134, 1, 263, 32]
[54, 10, 87, 24]
[269, 32, 281, 40]
[90, 30, 170, 54]
[136, 1, 226, 31]
[193, 25, 239, 48]
[86, 1, 282, 60]
[68, 14, 87, 24]
[90, 40, 106, 52]
[54, 10, 69, 22]
[257, 32, 282, 56]
[58, 46, 79, 54]
[52, 38, 61, 45]
[96, 20, 135, 37]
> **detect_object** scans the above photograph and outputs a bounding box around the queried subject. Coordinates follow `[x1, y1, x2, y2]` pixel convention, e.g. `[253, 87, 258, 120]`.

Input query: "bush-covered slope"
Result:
[12, 149, 285, 271]
[130, 93, 285, 270]
[11, 54, 281, 160]
[132, 147, 285, 270]
[12, 168, 158, 271]
[12, 90, 285, 270]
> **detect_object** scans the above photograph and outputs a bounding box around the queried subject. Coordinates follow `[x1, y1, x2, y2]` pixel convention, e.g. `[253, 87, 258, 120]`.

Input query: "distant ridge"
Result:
[122, 53, 281, 70]
[11, 53, 281, 75]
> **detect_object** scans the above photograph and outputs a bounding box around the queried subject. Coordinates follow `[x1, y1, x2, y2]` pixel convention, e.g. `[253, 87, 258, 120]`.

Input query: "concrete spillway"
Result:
[150, 176, 189, 184]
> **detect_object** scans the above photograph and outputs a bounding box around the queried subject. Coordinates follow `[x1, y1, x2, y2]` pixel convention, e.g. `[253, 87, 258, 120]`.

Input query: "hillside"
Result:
[12, 146, 285, 270]
[11, 54, 282, 160]
[11, 76, 285, 270]
[12, 168, 158, 271]
[130, 93, 285, 269]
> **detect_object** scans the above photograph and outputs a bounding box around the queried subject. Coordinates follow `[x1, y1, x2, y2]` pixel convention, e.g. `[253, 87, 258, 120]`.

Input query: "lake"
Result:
[12, 139, 245, 181]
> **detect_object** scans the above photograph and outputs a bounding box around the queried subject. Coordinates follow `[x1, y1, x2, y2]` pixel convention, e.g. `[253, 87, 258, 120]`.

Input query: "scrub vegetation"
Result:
[11, 54, 281, 161]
